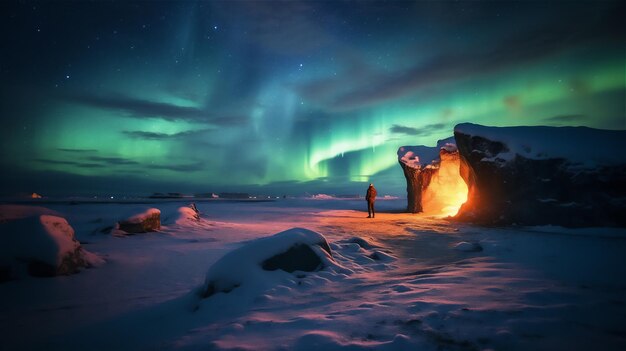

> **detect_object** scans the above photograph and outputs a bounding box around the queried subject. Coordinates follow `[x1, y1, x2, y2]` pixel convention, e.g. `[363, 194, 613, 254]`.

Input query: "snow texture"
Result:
[453, 241, 483, 252]
[1, 199, 625, 350]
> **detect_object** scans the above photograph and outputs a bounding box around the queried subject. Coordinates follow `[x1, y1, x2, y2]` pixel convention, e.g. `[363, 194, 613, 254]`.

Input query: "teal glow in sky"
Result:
[1, 1, 624, 196]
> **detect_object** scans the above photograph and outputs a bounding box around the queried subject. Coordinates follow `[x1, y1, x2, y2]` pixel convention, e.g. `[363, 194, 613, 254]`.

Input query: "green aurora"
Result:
[1, 1, 624, 196]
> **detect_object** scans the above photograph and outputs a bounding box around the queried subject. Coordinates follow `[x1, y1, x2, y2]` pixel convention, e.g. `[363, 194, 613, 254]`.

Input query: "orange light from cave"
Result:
[421, 157, 469, 217]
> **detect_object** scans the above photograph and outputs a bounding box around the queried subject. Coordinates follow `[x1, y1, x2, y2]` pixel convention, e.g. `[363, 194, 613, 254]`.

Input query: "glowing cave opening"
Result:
[421, 155, 469, 217]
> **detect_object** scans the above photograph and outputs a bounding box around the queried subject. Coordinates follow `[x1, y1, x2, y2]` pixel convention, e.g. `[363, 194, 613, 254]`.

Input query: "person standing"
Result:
[366, 183, 377, 218]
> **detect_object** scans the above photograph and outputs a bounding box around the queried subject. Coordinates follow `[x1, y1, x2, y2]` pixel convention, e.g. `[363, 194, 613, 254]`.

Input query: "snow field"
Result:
[1, 199, 625, 350]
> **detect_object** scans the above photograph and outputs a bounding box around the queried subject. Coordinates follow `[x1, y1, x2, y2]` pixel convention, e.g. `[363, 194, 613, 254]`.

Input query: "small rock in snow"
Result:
[116, 208, 161, 234]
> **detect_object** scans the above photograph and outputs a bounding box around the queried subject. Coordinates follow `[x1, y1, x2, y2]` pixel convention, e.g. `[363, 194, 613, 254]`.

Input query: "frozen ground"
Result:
[1, 199, 625, 350]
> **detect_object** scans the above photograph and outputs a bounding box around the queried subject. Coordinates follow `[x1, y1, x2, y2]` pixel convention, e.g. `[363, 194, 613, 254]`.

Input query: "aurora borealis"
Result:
[1, 1, 624, 197]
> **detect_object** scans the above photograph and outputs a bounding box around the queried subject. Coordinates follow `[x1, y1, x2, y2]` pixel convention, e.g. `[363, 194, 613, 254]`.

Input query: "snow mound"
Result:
[174, 206, 200, 225]
[160, 204, 216, 231]
[115, 208, 161, 234]
[0, 215, 103, 280]
[200, 228, 335, 299]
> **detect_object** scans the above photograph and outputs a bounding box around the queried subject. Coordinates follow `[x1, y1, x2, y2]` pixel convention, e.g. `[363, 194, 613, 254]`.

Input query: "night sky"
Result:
[1, 0, 624, 197]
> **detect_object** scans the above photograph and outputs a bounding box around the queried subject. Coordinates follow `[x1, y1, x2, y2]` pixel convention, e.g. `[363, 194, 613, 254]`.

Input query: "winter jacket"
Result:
[366, 186, 377, 202]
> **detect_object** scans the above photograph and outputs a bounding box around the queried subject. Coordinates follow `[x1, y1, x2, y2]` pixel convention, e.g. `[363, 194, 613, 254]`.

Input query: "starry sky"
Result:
[1, 0, 624, 197]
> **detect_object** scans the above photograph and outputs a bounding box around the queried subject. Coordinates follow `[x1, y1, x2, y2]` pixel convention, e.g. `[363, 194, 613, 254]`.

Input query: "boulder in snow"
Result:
[0, 215, 103, 280]
[262, 243, 326, 272]
[202, 228, 333, 298]
[116, 208, 161, 234]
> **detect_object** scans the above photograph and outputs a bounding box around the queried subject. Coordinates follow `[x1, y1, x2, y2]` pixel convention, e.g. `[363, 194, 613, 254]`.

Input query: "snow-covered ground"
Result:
[1, 199, 625, 350]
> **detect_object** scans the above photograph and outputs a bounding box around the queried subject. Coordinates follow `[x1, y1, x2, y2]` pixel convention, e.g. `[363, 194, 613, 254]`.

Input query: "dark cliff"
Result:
[453, 123, 626, 227]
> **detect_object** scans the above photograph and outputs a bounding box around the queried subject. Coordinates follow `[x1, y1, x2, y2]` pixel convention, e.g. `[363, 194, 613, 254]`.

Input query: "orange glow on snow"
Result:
[421, 156, 468, 217]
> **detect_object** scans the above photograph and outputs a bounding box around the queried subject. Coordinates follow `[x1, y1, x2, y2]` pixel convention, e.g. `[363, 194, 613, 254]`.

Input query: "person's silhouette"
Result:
[365, 183, 377, 218]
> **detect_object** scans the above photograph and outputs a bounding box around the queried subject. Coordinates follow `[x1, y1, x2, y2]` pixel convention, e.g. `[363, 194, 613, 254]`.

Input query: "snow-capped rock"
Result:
[397, 137, 455, 171]
[116, 208, 161, 234]
[201, 228, 334, 298]
[397, 137, 463, 213]
[454, 123, 626, 227]
[0, 215, 103, 280]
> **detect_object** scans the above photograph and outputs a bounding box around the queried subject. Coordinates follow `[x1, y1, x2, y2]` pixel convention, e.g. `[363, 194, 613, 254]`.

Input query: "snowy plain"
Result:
[1, 198, 625, 350]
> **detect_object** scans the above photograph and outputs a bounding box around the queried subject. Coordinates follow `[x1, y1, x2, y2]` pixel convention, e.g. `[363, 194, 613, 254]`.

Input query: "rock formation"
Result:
[117, 208, 161, 234]
[398, 159, 436, 213]
[453, 123, 626, 227]
[398, 137, 467, 214]
[0, 214, 103, 281]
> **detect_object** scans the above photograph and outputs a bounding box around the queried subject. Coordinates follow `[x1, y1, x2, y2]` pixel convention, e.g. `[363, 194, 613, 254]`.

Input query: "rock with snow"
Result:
[398, 137, 453, 171]
[454, 123, 626, 227]
[116, 208, 161, 234]
[0, 215, 103, 280]
[262, 243, 325, 272]
[397, 137, 462, 213]
[201, 228, 333, 298]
